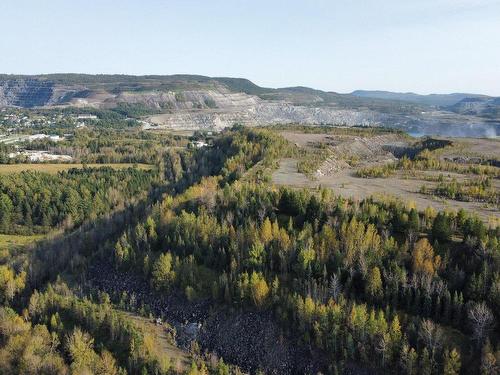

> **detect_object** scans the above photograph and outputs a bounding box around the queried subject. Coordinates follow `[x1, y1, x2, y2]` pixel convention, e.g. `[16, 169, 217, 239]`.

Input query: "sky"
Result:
[1, 0, 500, 95]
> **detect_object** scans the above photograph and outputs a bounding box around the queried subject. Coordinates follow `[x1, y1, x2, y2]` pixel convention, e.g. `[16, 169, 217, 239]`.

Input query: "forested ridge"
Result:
[0, 126, 499, 374]
[108, 178, 499, 374]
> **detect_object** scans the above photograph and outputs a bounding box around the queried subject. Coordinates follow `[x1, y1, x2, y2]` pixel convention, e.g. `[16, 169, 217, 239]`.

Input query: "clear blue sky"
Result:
[1, 0, 499, 95]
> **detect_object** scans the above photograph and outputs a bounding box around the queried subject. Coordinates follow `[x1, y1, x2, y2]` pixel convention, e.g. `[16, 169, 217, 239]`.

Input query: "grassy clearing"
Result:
[0, 163, 153, 175]
[126, 313, 191, 372]
[0, 233, 45, 249]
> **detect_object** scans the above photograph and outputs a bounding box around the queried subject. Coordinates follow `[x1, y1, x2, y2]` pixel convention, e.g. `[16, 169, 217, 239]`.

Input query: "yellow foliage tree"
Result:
[152, 252, 176, 291]
[0, 265, 26, 303]
[366, 266, 383, 300]
[250, 271, 269, 307]
[412, 238, 441, 277]
[260, 217, 273, 244]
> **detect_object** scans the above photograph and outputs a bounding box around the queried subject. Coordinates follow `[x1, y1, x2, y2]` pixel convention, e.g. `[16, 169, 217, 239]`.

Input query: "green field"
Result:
[0, 233, 45, 249]
[0, 163, 153, 174]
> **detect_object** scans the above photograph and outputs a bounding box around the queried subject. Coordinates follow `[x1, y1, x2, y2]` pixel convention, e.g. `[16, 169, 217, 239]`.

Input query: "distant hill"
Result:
[0, 74, 424, 114]
[0, 74, 498, 137]
[351, 90, 488, 107]
[448, 96, 500, 119]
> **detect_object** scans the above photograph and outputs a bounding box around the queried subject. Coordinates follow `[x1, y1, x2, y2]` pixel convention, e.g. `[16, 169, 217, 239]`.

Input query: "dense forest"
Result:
[0, 127, 187, 165]
[107, 178, 499, 374]
[0, 126, 499, 374]
[0, 167, 157, 235]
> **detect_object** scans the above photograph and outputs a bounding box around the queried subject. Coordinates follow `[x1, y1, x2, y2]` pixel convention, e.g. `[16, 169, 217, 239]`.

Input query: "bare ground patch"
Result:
[281, 131, 408, 178]
[443, 137, 500, 159]
[272, 159, 500, 222]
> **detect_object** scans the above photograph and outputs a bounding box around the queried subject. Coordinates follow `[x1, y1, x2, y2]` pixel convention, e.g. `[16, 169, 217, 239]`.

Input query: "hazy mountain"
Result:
[351, 90, 488, 107]
[447, 96, 500, 119]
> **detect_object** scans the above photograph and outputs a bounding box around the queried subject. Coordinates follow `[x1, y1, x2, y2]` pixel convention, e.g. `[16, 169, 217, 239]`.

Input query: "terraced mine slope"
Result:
[1, 74, 499, 136]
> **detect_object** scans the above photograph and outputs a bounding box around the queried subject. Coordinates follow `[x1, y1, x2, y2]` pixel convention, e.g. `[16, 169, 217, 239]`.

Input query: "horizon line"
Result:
[0, 71, 495, 97]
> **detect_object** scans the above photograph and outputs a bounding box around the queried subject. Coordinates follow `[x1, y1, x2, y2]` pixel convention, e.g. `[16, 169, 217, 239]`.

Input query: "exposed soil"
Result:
[280, 131, 408, 151]
[280, 131, 407, 178]
[443, 137, 500, 159]
[272, 159, 500, 222]
[274, 132, 499, 222]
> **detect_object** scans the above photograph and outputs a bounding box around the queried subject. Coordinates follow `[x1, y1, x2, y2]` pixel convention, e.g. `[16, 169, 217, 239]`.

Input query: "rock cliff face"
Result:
[147, 101, 385, 130]
[0, 75, 499, 137]
[0, 79, 54, 107]
[0, 76, 389, 128]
